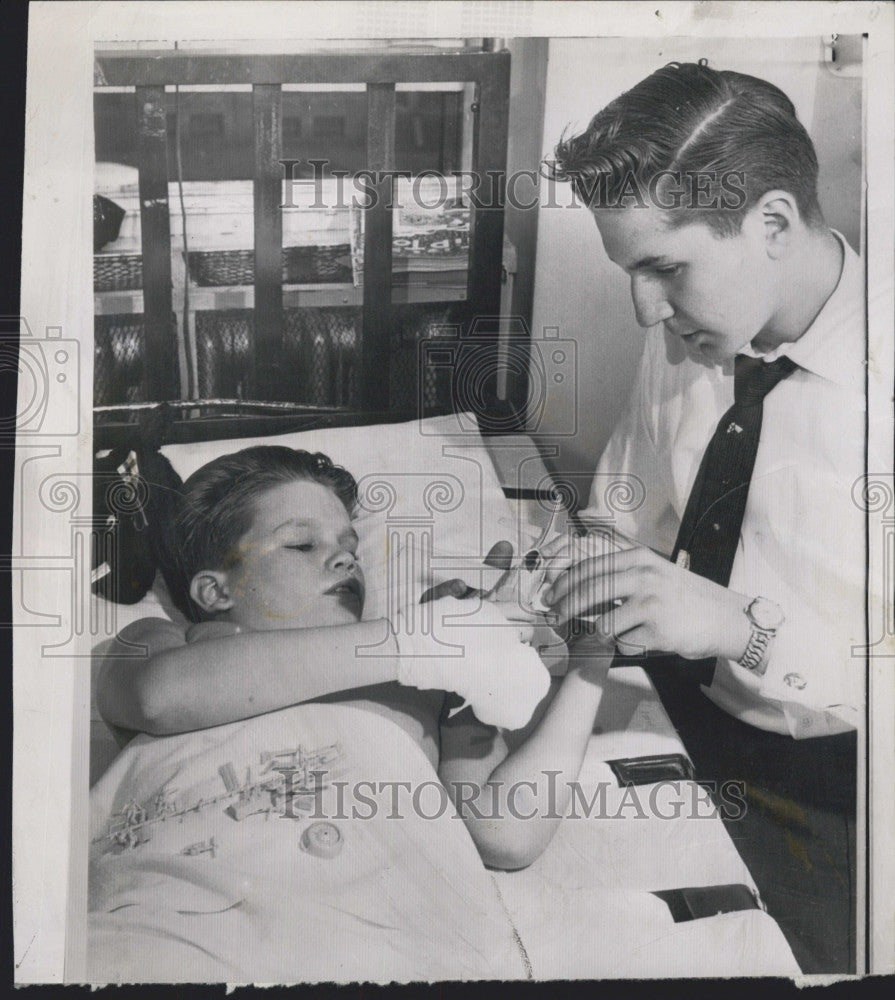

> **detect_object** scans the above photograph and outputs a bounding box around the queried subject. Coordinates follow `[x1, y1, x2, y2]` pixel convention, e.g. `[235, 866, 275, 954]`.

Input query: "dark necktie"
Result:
[668, 353, 798, 682]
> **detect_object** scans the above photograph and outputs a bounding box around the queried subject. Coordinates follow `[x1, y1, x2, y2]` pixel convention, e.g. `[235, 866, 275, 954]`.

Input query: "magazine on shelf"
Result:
[349, 177, 469, 286]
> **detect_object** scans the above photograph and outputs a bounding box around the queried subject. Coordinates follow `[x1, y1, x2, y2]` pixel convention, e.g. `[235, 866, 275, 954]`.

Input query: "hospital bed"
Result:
[88, 411, 800, 981]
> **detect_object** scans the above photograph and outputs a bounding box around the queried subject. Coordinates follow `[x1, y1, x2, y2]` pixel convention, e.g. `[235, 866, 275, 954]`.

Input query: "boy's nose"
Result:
[328, 549, 357, 571]
[631, 274, 674, 328]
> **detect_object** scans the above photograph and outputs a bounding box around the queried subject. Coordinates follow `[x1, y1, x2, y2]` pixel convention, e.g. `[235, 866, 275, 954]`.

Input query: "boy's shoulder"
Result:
[116, 616, 187, 650]
[115, 617, 242, 650]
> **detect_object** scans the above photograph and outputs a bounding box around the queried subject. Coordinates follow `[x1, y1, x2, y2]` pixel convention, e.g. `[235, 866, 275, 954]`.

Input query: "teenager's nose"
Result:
[630, 273, 674, 328]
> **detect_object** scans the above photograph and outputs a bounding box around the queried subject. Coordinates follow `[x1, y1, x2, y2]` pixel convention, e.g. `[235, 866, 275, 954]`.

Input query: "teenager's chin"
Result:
[683, 339, 722, 365]
[689, 337, 743, 365]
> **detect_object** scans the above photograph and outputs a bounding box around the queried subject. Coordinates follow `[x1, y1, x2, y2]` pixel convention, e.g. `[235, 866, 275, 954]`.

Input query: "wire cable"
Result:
[173, 42, 196, 399]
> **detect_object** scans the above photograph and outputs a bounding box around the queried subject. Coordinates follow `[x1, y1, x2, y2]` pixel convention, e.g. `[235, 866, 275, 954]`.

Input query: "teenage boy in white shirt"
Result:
[543, 60, 873, 974]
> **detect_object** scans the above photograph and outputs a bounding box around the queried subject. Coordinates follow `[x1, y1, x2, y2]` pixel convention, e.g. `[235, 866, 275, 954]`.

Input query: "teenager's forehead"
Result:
[591, 206, 720, 270]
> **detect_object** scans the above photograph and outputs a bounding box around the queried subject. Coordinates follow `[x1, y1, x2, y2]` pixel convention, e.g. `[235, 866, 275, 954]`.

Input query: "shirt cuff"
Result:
[758, 611, 861, 738]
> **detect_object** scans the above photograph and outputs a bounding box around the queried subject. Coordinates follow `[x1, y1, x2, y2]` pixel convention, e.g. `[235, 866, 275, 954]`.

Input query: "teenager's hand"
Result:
[539, 526, 636, 594]
[393, 596, 551, 730]
[543, 546, 751, 663]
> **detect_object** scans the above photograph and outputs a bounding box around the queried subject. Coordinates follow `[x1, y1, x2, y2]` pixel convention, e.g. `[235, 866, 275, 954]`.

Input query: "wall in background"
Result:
[527, 36, 863, 481]
[505, 37, 549, 327]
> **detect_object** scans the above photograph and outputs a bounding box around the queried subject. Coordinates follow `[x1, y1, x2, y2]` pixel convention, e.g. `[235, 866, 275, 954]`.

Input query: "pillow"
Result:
[159, 413, 521, 621]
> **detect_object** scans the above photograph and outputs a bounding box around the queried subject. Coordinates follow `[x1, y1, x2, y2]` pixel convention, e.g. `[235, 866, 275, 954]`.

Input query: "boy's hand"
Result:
[393, 596, 551, 730]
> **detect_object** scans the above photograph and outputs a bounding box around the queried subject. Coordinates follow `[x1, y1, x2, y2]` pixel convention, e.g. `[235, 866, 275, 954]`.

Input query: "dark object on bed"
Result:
[91, 405, 186, 606]
[93, 194, 126, 252]
[606, 754, 695, 786]
[652, 884, 761, 923]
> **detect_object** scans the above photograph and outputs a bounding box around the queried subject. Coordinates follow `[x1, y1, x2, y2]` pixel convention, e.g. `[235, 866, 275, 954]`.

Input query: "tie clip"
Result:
[676, 550, 691, 571]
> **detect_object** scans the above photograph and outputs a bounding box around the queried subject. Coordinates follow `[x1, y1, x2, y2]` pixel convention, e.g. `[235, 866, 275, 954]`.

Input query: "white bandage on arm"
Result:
[393, 597, 551, 730]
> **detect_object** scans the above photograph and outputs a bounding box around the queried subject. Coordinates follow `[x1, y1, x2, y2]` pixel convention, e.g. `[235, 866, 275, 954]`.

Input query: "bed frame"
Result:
[93, 43, 526, 452]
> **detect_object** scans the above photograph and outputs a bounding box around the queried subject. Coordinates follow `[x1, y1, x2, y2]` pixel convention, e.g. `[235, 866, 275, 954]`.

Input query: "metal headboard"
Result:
[93, 399, 416, 450]
[93, 44, 523, 446]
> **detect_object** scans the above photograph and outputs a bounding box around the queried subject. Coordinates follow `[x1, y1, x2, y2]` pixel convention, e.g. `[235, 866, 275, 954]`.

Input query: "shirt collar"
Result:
[740, 231, 864, 391]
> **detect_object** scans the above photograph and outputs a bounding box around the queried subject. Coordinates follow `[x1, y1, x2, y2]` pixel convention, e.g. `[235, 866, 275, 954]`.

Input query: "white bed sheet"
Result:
[492, 667, 800, 978]
[88, 702, 527, 983]
[88, 417, 800, 979]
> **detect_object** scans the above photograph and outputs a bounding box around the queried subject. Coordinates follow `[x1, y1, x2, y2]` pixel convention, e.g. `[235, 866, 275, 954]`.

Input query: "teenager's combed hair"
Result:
[546, 60, 822, 234]
[173, 446, 358, 621]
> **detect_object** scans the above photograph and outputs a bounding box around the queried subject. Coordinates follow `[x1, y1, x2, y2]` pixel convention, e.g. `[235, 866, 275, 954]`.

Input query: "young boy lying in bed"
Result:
[96, 445, 613, 873]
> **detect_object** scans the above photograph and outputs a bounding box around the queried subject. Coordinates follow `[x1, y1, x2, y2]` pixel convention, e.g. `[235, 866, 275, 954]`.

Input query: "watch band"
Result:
[737, 597, 784, 676]
[738, 626, 773, 675]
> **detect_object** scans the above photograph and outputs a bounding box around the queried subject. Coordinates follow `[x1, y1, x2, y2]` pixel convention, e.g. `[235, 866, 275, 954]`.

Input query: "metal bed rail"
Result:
[93, 45, 514, 418]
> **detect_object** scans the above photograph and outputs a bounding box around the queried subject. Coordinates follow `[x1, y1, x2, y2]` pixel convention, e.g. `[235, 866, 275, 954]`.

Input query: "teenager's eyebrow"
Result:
[605, 252, 673, 273]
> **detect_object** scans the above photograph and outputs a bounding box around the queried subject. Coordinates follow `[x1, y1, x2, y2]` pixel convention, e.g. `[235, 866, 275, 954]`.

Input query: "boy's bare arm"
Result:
[96, 616, 399, 735]
[438, 641, 612, 870]
[95, 582, 525, 736]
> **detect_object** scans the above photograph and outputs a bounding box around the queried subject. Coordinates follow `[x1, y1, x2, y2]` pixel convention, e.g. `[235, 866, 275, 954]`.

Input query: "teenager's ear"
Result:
[757, 190, 799, 259]
[189, 570, 235, 614]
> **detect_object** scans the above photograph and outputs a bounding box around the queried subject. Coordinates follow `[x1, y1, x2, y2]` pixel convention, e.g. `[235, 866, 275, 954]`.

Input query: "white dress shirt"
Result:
[582, 232, 871, 738]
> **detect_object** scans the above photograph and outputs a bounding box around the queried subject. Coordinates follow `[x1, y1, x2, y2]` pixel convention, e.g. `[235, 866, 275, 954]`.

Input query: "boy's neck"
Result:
[752, 226, 844, 353]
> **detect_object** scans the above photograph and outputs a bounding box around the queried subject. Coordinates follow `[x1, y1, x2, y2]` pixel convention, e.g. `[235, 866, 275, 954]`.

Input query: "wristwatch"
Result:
[737, 597, 785, 675]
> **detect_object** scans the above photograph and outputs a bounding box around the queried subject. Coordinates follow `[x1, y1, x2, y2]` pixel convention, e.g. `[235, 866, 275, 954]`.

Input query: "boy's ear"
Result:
[758, 190, 799, 259]
[189, 570, 235, 614]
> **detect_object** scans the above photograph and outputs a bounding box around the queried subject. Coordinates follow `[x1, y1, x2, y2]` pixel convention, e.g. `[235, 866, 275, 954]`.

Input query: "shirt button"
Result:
[300, 821, 343, 858]
[783, 672, 807, 690]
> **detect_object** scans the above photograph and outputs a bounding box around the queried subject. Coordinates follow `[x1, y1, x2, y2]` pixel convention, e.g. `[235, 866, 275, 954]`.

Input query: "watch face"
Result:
[750, 598, 784, 630]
